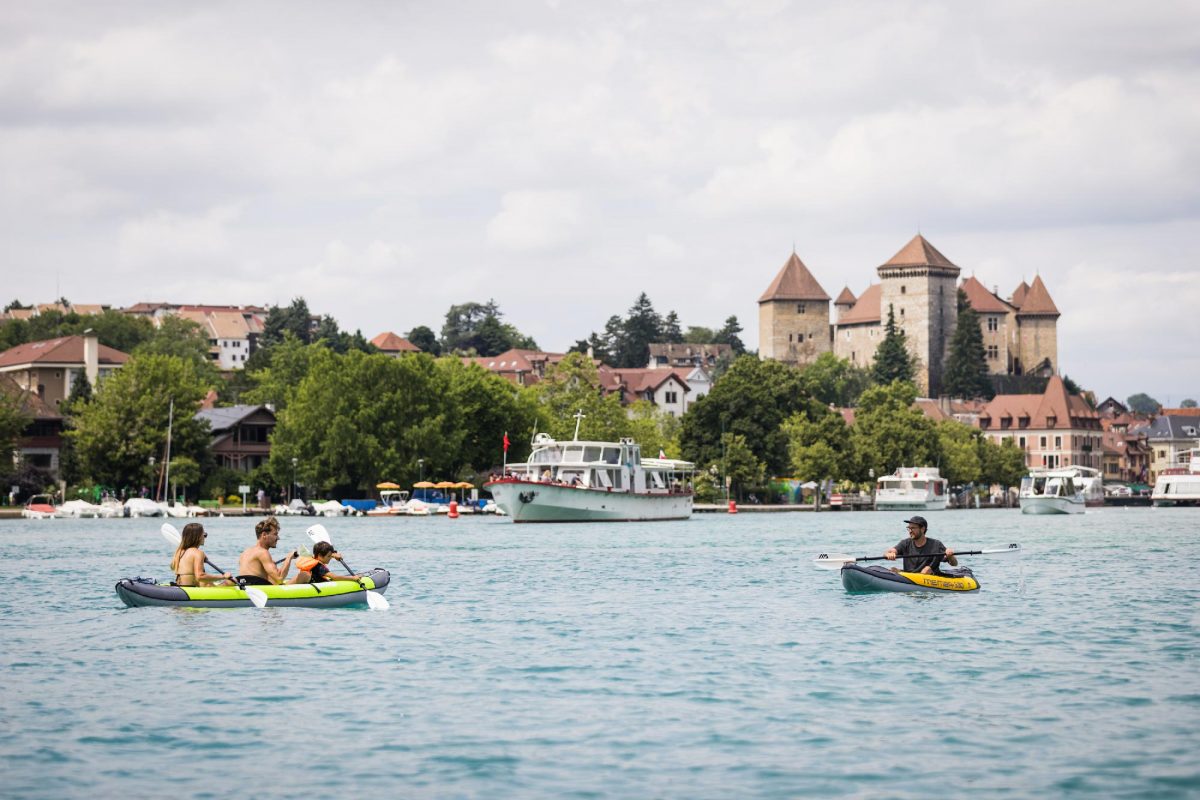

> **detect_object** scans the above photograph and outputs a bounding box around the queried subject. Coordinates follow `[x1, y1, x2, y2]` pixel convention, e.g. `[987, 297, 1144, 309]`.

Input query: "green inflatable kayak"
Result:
[116, 568, 390, 608]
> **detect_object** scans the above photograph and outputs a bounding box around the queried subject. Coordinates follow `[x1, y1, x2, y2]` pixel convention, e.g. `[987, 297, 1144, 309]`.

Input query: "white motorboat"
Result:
[366, 490, 410, 516]
[484, 416, 694, 523]
[873, 467, 948, 512]
[1152, 448, 1200, 507]
[56, 499, 102, 518]
[1069, 465, 1105, 507]
[22, 495, 58, 519]
[124, 498, 165, 517]
[311, 500, 349, 517]
[1019, 469, 1086, 514]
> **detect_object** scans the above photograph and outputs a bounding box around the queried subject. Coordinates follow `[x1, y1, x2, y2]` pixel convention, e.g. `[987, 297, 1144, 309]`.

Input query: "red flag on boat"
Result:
[659, 449, 666, 459]
[503, 432, 510, 452]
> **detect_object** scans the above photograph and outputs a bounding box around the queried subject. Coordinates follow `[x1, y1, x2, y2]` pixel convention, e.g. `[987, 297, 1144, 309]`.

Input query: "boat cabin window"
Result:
[563, 446, 583, 462]
[648, 472, 666, 489]
[583, 446, 602, 462]
[594, 470, 612, 488]
[603, 448, 620, 464]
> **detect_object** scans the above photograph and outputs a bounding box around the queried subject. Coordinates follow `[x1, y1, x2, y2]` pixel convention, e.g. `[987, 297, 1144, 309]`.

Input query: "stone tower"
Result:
[877, 234, 960, 396]
[758, 251, 831, 367]
[1013, 275, 1059, 375]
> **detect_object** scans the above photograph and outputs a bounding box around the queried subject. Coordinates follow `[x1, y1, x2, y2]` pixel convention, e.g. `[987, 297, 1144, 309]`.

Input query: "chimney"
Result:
[586, 345, 594, 360]
[83, 328, 99, 386]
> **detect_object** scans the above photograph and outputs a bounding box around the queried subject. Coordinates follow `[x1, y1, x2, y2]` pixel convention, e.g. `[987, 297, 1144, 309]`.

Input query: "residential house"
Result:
[175, 306, 265, 370]
[1145, 415, 1200, 484]
[976, 375, 1103, 471]
[646, 342, 728, 405]
[370, 331, 422, 356]
[601, 368, 691, 417]
[1100, 425, 1151, 484]
[0, 375, 65, 477]
[465, 348, 585, 387]
[195, 405, 276, 472]
[0, 332, 128, 411]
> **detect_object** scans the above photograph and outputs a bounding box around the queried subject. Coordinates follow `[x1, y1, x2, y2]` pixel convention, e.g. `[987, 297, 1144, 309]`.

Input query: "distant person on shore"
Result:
[884, 516, 956, 575]
[171, 522, 233, 586]
[289, 541, 361, 585]
[256, 488, 267, 509]
[236, 516, 296, 585]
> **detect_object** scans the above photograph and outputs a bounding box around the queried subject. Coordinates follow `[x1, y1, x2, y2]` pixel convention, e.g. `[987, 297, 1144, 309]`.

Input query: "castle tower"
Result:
[833, 286, 856, 322]
[877, 234, 960, 396]
[758, 251, 832, 367]
[1013, 275, 1059, 376]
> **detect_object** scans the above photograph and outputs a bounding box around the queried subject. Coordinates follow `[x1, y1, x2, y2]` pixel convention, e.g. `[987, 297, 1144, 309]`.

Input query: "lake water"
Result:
[2, 508, 1197, 798]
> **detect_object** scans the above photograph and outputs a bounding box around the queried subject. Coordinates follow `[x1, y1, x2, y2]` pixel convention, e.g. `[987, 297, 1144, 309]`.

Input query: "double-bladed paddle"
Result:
[160, 522, 269, 608]
[812, 542, 1022, 570]
[305, 523, 389, 610]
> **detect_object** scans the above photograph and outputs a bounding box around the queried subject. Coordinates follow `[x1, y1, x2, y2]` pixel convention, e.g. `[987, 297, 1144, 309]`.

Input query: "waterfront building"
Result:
[977, 375, 1103, 470]
[0, 375, 64, 478]
[757, 251, 832, 368]
[370, 331, 421, 356]
[1145, 415, 1200, 484]
[0, 332, 128, 410]
[194, 405, 276, 472]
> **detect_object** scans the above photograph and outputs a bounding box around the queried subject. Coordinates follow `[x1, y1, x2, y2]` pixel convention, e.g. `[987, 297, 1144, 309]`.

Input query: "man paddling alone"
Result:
[885, 516, 956, 574]
[237, 516, 296, 585]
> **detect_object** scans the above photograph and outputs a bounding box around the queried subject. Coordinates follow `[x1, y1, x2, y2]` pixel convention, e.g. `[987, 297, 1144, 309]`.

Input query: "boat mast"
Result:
[162, 398, 173, 503]
[572, 409, 586, 441]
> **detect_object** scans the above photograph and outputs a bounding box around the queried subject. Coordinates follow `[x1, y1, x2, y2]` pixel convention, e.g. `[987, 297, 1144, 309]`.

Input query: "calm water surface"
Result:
[2, 508, 1197, 798]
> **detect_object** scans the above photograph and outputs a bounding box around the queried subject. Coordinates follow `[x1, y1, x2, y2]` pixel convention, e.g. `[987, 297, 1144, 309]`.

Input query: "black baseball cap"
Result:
[903, 516, 928, 527]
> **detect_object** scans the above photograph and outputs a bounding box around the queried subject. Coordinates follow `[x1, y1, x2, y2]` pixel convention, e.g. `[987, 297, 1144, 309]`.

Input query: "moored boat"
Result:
[1019, 469, 1086, 514]
[485, 419, 694, 523]
[366, 489, 410, 516]
[1152, 448, 1200, 507]
[873, 467, 948, 512]
[115, 568, 390, 608]
[22, 495, 57, 519]
[841, 563, 979, 593]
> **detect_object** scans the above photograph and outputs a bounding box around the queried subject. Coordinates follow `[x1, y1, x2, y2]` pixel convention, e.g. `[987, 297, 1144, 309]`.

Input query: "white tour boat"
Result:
[366, 489, 410, 516]
[1152, 448, 1200, 507]
[873, 467, 948, 512]
[485, 415, 694, 523]
[1019, 469, 1086, 514]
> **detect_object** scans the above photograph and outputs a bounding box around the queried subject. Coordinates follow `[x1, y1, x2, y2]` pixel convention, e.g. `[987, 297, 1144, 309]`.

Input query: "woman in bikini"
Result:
[171, 523, 233, 586]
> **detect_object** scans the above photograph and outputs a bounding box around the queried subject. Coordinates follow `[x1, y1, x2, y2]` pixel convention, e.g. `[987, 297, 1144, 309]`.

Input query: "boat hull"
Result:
[1020, 497, 1085, 514]
[487, 481, 691, 523]
[873, 498, 949, 512]
[841, 564, 979, 593]
[115, 568, 390, 608]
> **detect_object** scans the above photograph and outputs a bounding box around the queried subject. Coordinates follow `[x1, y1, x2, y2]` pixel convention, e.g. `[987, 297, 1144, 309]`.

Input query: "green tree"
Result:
[623, 400, 682, 460]
[530, 352, 627, 441]
[435, 357, 539, 473]
[683, 325, 716, 344]
[407, 325, 440, 355]
[720, 432, 766, 501]
[57, 371, 93, 485]
[0, 385, 32, 486]
[66, 355, 213, 491]
[979, 436, 1028, 493]
[714, 315, 746, 355]
[782, 410, 856, 502]
[244, 333, 320, 412]
[799, 352, 873, 408]
[167, 455, 201, 503]
[661, 311, 684, 344]
[871, 305, 915, 386]
[569, 330, 612, 363]
[1182, 398, 1198, 409]
[1126, 393, 1161, 414]
[613, 293, 663, 367]
[133, 315, 218, 381]
[680, 355, 819, 476]
[942, 290, 992, 399]
[441, 300, 535, 356]
[934, 419, 982, 485]
[850, 380, 935, 479]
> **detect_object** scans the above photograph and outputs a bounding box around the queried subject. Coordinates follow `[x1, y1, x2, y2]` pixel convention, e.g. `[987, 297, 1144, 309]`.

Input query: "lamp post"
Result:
[418, 458, 425, 483]
[148, 456, 155, 501]
[291, 457, 298, 504]
[869, 468, 875, 510]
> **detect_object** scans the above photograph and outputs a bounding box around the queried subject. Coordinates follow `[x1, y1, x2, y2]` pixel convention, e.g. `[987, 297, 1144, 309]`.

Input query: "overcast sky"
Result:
[3, 1, 1198, 404]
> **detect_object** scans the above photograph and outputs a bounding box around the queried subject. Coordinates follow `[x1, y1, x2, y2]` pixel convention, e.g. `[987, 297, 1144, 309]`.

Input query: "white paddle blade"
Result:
[813, 553, 857, 570]
[365, 590, 389, 611]
[306, 524, 332, 545]
[244, 587, 269, 608]
[981, 543, 1022, 555]
[161, 523, 182, 545]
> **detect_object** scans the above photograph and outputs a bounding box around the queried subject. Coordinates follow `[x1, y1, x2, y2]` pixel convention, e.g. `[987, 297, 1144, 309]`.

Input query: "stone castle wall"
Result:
[758, 300, 832, 366]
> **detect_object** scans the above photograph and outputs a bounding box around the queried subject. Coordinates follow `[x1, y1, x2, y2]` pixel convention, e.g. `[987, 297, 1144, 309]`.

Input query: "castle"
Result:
[758, 234, 1060, 397]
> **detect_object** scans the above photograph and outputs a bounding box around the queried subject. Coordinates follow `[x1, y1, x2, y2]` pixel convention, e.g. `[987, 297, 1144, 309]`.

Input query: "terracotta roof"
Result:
[879, 234, 959, 271]
[36, 303, 69, 314]
[0, 374, 59, 419]
[370, 332, 421, 353]
[1161, 407, 1200, 417]
[3, 308, 35, 321]
[69, 304, 106, 315]
[123, 302, 171, 314]
[837, 283, 882, 326]
[758, 252, 831, 303]
[979, 375, 1099, 430]
[960, 276, 1014, 315]
[914, 398, 950, 422]
[1016, 275, 1060, 317]
[606, 368, 690, 394]
[834, 286, 856, 306]
[647, 342, 731, 366]
[1010, 281, 1030, 309]
[0, 335, 130, 369]
[207, 311, 251, 339]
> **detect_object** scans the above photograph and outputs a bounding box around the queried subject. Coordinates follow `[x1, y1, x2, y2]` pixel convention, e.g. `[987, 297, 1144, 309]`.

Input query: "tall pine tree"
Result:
[871, 304, 915, 385]
[942, 289, 993, 399]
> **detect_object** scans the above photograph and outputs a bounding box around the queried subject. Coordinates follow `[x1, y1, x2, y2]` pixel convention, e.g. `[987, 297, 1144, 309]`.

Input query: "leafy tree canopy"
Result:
[1182, 398, 1198, 409]
[942, 291, 993, 399]
[871, 304, 916, 386]
[799, 352, 874, 408]
[441, 300, 536, 357]
[407, 325, 440, 355]
[850, 380, 935, 479]
[1126, 393, 1161, 414]
[529, 352, 627, 442]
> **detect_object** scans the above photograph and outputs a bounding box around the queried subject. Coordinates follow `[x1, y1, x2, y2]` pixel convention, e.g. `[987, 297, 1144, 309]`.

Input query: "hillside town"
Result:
[0, 234, 1195, 513]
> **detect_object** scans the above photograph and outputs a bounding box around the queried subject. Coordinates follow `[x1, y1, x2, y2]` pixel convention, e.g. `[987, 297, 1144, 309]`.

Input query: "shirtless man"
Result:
[237, 516, 296, 585]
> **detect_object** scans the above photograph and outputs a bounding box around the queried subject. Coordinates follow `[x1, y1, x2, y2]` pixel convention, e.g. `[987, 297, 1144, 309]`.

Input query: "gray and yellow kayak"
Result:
[841, 564, 978, 593]
[116, 568, 390, 608]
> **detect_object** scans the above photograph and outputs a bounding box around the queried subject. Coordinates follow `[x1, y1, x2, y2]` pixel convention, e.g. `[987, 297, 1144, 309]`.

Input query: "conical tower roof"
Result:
[834, 286, 857, 306]
[1016, 275, 1060, 317]
[758, 252, 831, 303]
[1011, 280, 1030, 308]
[960, 276, 1013, 314]
[879, 234, 960, 271]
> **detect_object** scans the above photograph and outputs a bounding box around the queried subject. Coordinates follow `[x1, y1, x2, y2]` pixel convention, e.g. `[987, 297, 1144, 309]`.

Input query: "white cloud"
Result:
[117, 205, 240, 273]
[486, 190, 584, 252]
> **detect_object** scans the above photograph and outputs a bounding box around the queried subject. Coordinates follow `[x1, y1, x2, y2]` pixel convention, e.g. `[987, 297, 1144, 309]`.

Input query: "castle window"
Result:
[796, 303, 806, 314]
[899, 308, 905, 316]
[987, 316, 999, 332]
[900, 286, 906, 294]
[987, 345, 999, 360]
[788, 333, 793, 342]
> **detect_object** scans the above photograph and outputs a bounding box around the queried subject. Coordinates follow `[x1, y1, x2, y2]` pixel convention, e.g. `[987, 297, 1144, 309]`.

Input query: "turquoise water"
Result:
[2, 508, 1197, 798]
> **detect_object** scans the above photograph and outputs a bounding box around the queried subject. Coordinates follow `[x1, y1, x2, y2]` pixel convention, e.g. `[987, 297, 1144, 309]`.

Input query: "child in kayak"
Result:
[171, 523, 233, 586]
[290, 541, 362, 584]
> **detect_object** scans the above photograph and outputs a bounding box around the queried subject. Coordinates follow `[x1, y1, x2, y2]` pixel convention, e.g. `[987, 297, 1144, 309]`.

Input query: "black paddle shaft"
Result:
[819, 544, 1020, 563]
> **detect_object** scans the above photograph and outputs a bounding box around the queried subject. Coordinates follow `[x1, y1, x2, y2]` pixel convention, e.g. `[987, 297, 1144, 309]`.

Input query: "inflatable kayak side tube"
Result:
[116, 568, 391, 608]
[840, 564, 979, 593]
